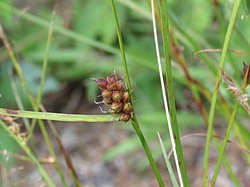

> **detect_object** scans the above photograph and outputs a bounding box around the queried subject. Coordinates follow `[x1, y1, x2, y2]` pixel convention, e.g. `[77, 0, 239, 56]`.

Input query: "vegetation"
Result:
[0, 0, 249, 186]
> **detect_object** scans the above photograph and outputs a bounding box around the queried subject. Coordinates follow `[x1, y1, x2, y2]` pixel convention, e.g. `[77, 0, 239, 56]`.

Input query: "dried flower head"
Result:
[222, 69, 250, 115]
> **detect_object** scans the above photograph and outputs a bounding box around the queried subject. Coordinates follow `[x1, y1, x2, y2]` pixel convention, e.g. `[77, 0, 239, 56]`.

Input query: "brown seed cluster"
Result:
[94, 72, 133, 122]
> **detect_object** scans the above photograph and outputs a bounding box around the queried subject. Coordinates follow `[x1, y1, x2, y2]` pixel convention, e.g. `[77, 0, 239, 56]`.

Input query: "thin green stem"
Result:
[9, 71, 30, 130]
[0, 120, 56, 187]
[203, 1, 241, 186]
[37, 12, 55, 110]
[158, 132, 179, 187]
[109, 0, 133, 99]
[0, 108, 119, 122]
[28, 12, 55, 139]
[29, 12, 55, 137]
[110, 0, 166, 186]
[159, 0, 189, 186]
[211, 103, 239, 186]
[131, 118, 166, 187]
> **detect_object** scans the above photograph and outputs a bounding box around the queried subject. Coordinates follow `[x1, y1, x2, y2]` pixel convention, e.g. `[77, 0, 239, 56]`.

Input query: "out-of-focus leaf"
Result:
[244, 0, 250, 14]
[0, 63, 25, 107]
[0, 124, 19, 167]
[103, 134, 155, 162]
[72, 0, 126, 48]
[19, 63, 60, 95]
[85, 79, 98, 103]
[0, 0, 12, 27]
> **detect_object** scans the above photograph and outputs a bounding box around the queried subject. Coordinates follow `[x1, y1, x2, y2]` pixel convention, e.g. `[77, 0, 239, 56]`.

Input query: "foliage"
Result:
[0, 0, 249, 186]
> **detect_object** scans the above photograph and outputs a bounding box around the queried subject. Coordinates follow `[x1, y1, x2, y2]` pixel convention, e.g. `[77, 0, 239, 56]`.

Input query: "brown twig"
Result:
[194, 49, 250, 59]
[168, 132, 250, 158]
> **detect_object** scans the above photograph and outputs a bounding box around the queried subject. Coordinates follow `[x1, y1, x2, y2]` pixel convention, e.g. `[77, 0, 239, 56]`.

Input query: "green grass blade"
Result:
[157, 132, 179, 187]
[158, 0, 189, 186]
[211, 103, 239, 186]
[37, 12, 55, 109]
[110, 0, 166, 186]
[35, 13, 69, 187]
[203, 0, 241, 186]
[9, 72, 30, 130]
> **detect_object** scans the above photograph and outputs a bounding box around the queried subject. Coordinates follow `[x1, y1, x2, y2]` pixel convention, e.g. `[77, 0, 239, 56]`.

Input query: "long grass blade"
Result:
[211, 103, 239, 186]
[150, 0, 184, 186]
[110, 0, 166, 186]
[157, 132, 179, 187]
[203, 0, 241, 186]
[155, 0, 190, 186]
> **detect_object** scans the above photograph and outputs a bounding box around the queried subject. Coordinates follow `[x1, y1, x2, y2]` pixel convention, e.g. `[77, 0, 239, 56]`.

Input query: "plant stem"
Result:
[203, 0, 241, 186]
[110, 0, 166, 186]
[211, 103, 239, 186]
[0, 108, 119, 122]
[158, 0, 189, 186]
[158, 132, 179, 187]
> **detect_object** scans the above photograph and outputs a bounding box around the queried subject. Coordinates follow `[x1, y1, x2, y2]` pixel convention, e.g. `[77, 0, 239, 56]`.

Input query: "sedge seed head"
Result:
[106, 82, 117, 91]
[102, 90, 112, 100]
[123, 103, 133, 114]
[111, 102, 123, 113]
[95, 78, 108, 90]
[122, 91, 130, 103]
[119, 113, 131, 122]
[112, 91, 123, 102]
[116, 80, 125, 91]
[103, 98, 112, 106]
[107, 72, 118, 83]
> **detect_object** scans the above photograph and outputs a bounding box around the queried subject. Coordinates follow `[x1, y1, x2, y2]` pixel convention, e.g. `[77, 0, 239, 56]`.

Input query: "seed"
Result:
[111, 102, 123, 113]
[119, 113, 131, 122]
[122, 91, 130, 103]
[103, 98, 112, 106]
[95, 78, 108, 90]
[102, 90, 112, 100]
[107, 72, 118, 83]
[123, 103, 133, 114]
[106, 82, 117, 91]
[116, 80, 125, 91]
[112, 91, 123, 102]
